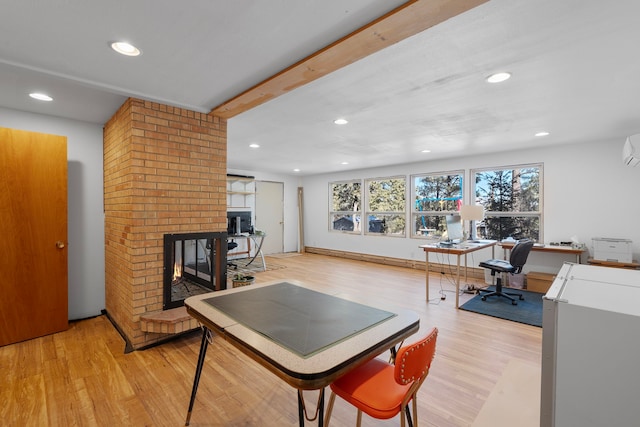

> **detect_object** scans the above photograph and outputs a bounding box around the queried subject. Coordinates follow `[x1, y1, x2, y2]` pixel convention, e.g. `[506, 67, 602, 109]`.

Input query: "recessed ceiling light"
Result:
[334, 118, 348, 125]
[535, 131, 550, 137]
[421, 149, 431, 153]
[341, 161, 349, 165]
[486, 72, 511, 83]
[111, 41, 141, 56]
[249, 143, 260, 148]
[293, 168, 301, 172]
[29, 93, 53, 101]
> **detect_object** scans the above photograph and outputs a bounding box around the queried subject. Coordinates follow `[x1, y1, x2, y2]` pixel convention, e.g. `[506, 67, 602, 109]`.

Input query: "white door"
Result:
[255, 180, 284, 254]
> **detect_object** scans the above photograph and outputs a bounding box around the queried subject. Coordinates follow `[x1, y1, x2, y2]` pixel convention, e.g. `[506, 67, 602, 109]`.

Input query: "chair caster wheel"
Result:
[512, 301, 518, 305]
[481, 296, 486, 301]
[519, 296, 524, 300]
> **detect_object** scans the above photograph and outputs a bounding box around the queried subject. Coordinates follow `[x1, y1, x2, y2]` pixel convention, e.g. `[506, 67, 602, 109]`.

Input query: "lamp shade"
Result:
[459, 204, 484, 221]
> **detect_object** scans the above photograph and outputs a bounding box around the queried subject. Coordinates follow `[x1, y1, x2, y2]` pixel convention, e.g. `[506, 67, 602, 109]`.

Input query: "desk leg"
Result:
[464, 253, 469, 284]
[185, 327, 210, 426]
[425, 252, 430, 301]
[455, 254, 461, 308]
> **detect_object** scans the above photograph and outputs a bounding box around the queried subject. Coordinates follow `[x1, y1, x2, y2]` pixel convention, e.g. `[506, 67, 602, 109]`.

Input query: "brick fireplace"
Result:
[103, 98, 227, 350]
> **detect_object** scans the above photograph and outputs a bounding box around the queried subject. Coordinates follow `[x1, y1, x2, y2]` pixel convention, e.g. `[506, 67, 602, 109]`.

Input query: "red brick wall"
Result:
[104, 98, 226, 349]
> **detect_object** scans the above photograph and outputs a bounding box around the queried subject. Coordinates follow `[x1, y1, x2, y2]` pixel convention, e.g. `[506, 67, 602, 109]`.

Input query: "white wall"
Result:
[301, 139, 640, 274]
[0, 109, 301, 320]
[2, 104, 635, 320]
[0, 107, 105, 319]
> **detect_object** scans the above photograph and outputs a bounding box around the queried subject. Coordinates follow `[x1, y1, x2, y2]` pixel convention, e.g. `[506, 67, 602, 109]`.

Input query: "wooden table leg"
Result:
[464, 253, 469, 283]
[455, 254, 461, 308]
[425, 252, 430, 301]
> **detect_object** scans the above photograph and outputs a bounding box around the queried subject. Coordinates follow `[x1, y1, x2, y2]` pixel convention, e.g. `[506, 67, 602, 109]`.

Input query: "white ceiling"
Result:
[2, 0, 639, 176]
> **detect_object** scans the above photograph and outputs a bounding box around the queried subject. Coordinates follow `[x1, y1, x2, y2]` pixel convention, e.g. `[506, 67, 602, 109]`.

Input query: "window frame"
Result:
[471, 163, 543, 242]
[329, 179, 363, 234]
[410, 170, 465, 240]
[364, 175, 407, 237]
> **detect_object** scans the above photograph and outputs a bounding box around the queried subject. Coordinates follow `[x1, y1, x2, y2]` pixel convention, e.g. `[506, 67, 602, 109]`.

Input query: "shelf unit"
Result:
[227, 174, 255, 209]
[226, 174, 256, 260]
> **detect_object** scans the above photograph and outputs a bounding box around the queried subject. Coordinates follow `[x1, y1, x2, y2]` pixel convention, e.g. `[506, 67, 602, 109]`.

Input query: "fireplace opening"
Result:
[163, 232, 227, 310]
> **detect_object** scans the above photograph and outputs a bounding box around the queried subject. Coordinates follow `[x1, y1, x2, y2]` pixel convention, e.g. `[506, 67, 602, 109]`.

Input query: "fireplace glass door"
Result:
[164, 232, 227, 310]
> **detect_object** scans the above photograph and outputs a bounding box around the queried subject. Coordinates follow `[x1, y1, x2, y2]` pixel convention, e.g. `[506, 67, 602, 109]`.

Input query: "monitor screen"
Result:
[227, 211, 252, 235]
[445, 213, 463, 243]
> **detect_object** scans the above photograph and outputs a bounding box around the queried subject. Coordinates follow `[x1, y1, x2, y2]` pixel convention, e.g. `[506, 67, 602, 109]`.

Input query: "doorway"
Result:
[255, 181, 284, 254]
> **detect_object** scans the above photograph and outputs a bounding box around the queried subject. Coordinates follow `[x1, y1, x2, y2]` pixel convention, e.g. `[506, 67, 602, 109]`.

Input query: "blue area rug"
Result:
[460, 286, 543, 327]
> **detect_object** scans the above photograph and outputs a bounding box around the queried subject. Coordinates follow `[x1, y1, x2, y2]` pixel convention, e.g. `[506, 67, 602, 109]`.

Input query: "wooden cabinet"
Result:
[526, 271, 556, 293]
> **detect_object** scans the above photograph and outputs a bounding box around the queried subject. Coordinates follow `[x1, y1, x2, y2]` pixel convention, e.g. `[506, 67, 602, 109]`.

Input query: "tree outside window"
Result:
[411, 172, 463, 239]
[473, 164, 542, 241]
[329, 180, 362, 233]
[365, 177, 406, 236]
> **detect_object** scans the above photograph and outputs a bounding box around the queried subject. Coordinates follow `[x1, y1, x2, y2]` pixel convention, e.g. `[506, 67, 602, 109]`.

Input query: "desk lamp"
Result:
[459, 205, 484, 241]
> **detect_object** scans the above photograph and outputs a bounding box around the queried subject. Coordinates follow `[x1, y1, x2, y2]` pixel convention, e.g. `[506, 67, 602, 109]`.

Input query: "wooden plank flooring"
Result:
[0, 253, 542, 426]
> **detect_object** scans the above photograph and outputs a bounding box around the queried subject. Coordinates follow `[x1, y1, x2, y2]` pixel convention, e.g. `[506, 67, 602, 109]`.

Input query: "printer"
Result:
[592, 237, 633, 263]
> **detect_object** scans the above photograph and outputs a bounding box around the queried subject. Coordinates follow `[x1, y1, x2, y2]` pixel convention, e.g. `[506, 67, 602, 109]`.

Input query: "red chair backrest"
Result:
[394, 327, 438, 385]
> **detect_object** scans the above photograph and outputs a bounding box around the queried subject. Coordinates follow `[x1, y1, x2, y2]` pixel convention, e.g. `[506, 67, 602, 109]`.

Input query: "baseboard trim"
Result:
[304, 246, 486, 280]
[101, 309, 135, 354]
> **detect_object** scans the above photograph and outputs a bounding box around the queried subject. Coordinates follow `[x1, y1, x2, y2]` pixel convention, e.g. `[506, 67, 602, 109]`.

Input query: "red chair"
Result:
[324, 327, 438, 427]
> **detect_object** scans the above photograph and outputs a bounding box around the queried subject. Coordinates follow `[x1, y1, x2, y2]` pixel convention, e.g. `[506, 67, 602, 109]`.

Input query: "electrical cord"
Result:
[425, 252, 457, 304]
[432, 250, 487, 300]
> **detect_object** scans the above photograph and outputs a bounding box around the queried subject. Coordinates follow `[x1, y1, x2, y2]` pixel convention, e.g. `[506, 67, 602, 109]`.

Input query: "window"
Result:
[472, 164, 542, 241]
[330, 180, 362, 233]
[365, 176, 406, 236]
[411, 171, 464, 239]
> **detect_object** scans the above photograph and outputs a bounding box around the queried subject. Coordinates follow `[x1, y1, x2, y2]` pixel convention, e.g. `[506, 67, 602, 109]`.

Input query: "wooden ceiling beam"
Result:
[211, 0, 488, 119]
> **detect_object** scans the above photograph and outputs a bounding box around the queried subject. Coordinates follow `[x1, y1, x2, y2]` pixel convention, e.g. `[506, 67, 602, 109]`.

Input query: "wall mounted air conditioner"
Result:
[623, 134, 640, 167]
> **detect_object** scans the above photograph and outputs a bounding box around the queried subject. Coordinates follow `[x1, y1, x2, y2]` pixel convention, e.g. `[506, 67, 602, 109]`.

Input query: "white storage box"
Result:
[592, 238, 632, 263]
[508, 272, 524, 289]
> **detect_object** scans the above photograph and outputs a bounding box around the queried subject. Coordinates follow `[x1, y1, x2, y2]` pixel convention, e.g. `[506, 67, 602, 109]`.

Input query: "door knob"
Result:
[56, 241, 65, 249]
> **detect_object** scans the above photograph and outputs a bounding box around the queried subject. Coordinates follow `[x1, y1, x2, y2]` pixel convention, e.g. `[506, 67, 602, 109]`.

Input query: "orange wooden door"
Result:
[0, 127, 68, 346]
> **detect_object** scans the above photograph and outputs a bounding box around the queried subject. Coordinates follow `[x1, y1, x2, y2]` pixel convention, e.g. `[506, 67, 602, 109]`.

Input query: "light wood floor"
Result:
[0, 253, 542, 426]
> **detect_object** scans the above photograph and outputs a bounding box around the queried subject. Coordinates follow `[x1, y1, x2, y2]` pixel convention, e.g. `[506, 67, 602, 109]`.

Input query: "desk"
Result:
[419, 240, 497, 308]
[587, 258, 640, 270]
[499, 242, 585, 263]
[183, 280, 420, 426]
[227, 233, 266, 271]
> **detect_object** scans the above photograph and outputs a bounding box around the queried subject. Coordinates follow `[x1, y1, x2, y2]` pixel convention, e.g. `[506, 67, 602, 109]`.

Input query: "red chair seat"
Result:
[325, 327, 438, 426]
[330, 358, 412, 419]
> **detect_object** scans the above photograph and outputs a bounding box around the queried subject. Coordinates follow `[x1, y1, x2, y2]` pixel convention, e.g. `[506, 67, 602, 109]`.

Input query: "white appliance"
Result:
[623, 134, 640, 166]
[541, 263, 640, 427]
[592, 237, 633, 263]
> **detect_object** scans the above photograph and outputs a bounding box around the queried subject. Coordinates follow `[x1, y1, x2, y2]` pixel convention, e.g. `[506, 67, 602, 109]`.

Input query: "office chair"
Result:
[478, 239, 534, 305]
[227, 240, 238, 269]
[325, 327, 438, 427]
